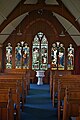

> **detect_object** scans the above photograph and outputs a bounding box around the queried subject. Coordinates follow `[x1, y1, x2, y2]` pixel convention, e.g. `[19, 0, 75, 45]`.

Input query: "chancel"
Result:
[0, 0, 80, 120]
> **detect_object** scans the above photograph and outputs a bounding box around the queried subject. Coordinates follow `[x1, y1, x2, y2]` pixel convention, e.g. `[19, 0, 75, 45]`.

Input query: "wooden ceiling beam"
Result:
[0, 2, 80, 33]
[56, 0, 80, 31]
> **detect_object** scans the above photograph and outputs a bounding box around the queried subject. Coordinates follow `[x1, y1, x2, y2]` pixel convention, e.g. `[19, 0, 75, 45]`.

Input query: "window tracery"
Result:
[32, 32, 48, 70]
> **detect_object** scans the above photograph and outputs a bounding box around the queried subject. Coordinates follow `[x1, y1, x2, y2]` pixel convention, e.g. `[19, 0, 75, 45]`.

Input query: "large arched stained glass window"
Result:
[32, 32, 48, 70]
[15, 42, 29, 69]
[6, 43, 12, 69]
[51, 42, 65, 70]
[67, 44, 74, 70]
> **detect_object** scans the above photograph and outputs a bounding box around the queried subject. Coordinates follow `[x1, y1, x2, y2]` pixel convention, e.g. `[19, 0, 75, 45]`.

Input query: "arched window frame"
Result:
[67, 44, 74, 70]
[51, 42, 65, 70]
[15, 41, 29, 69]
[32, 32, 48, 71]
[6, 43, 12, 69]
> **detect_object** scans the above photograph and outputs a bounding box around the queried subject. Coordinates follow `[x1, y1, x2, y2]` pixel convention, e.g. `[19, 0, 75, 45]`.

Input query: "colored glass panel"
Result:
[23, 43, 29, 69]
[32, 32, 48, 70]
[40, 35, 48, 70]
[51, 42, 65, 70]
[15, 43, 22, 68]
[51, 43, 57, 70]
[58, 44, 65, 70]
[67, 44, 74, 70]
[15, 42, 29, 69]
[32, 35, 40, 70]
[6, 43, 12, 69]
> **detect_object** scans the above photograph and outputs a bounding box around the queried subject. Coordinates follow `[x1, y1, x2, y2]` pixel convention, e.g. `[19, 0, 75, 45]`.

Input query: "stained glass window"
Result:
[15, 42, 29, 69]
[58, 44, 65, 70]
[51, 42, 65, 70]
[23, 43, 29, 69]
[67, 44, 74, 70]
[51, 43, 57, 70]
[6, 43, 12, 69]
[15, 43, 22, 68]
[32, 32, 48, 70]
[40, 35, 48, 70]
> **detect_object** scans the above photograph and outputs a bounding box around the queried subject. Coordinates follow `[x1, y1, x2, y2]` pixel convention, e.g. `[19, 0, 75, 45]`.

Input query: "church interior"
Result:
[0, 0, 80, 120]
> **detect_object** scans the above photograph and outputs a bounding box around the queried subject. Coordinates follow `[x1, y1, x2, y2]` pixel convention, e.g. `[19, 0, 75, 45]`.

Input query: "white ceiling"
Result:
[0, 0, 80, 45]
[54, 12, 80, 45]
[61, 0, 80, 23]
[0, 0, 20, 25]
[0, 12, 28, 43]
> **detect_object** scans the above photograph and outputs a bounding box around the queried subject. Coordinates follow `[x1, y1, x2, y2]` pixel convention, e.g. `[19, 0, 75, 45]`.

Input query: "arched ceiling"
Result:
[0, 0, 80, 45]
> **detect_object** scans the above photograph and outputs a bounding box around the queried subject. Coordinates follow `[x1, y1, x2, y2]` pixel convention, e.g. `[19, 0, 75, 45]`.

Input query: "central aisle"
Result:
[20, 84, 57, 120]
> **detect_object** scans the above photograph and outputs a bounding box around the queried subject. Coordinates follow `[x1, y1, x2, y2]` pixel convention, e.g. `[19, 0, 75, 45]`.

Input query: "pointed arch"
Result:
[15, 41, 29, 69]
[51, 42, 65, 70]
[6, 43, 12, 69]
[32, 32, 48, 70]
[67, 44, 74, 70]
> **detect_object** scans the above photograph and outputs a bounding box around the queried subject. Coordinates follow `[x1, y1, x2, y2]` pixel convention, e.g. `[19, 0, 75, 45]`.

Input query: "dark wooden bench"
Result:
[52, 75, 80, 107]
[3, 69, 30, 94]
[63, 87, 80, 120]
[0, 82, 21, 120]
[0, 88, 14, 120]
[49, 70, 71, 101]
[0, 74, 26, 104]
[57, 75, 80, 120]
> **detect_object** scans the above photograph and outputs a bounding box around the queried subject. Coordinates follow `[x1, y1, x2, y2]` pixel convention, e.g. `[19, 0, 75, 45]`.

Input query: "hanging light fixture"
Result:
[17, 29, 22, 36]
[59, 31, 65, 37]
[59, 3, 65, 37]
[17, 1, 22, 36]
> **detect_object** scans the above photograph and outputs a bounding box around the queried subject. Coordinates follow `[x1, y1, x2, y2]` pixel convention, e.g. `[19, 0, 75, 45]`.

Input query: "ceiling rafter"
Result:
[0, 0, 25, 33]
[56, 0, 80, 31]
[0, 1, 80, 33]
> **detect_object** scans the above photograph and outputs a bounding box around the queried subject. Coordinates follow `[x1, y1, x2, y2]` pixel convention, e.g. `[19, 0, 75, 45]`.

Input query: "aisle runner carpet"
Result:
[20, 84, 57, 120]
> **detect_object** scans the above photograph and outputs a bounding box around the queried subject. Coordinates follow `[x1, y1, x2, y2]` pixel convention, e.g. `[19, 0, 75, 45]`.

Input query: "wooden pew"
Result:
[57, 76, 80, 120]
[4, 68, 30, 84]
[0, 70, 30, 119]
[63, 87, 80, 120]
[0, 88, 14, 120]
[50, 70, 71, 102]
[52, 75, 80, 107]
[0, 75, 25, 105]
[3, 69, 30, 94]
[0, 73, 27, 93]
[0, 82, 20, 120]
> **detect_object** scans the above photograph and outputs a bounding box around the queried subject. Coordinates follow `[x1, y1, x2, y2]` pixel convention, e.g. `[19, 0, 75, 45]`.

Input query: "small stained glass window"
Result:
[67, 44, 74, 70]
[15, 43, 22, 69]
[51, 43, 57, 70]
[6, 43, 12, 69]
[51, 42, 65, 70]
[58, 44, 65, 70]
[23, 43, 29, 69]
[15, 42, 29, 69]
